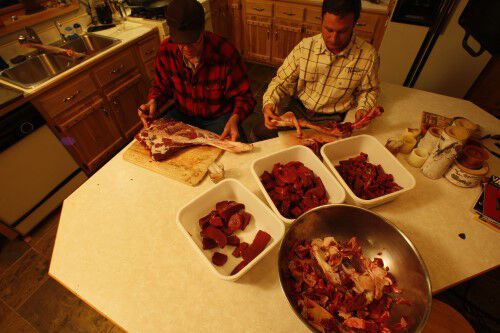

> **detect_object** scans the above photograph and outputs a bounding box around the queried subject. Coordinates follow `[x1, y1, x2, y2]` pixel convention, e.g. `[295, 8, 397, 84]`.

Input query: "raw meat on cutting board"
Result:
[136, 119, 253, 161]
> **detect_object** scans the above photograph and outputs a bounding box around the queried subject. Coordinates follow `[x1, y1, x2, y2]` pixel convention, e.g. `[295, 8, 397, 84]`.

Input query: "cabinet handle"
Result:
[62, 90, 80, 102]
[144, 49, 154, 55]
[315, 16, 321, 20]
[356, 23, 367, 27]
[112, 100, 118, 106]
[267, 29, 270, 39]
[253, 7, 264, 12]
[274, 30, 278, 41]
[283, 12, 295, 16]
[110, 64, 124, 74]
[101, 107, 110, 117]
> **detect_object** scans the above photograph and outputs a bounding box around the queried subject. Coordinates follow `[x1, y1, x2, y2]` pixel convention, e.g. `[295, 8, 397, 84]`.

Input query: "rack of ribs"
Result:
[136, 119, 253, 161]
[271, 106, 384, 139]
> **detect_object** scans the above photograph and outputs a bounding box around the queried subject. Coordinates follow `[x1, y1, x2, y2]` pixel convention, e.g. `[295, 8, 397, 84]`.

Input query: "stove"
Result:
[125, 0, 212, 40]
[129, 7, 166, 20]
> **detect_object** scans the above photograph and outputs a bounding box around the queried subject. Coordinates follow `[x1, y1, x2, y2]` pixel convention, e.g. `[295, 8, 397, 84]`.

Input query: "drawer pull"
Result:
[144, 49, 155, 55]
[101, 107, 110, 117]
[315, 16, 321, 20]
[283, 12, 295, 16]
[62, 90, 80, 102]
[356, 23, 367, 27]
[253, 7, 264, 11]
[110, 64, 125, 74]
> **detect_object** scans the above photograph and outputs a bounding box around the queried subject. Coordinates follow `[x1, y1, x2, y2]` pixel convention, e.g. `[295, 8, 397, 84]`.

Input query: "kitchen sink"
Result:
[0, 34, 120, 89]
[57, 34, 120, 56]
[0, 53, 84, 89]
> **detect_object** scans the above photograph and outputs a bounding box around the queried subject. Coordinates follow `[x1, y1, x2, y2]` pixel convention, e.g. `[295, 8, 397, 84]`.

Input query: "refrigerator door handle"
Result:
[462, 32, 485, 57]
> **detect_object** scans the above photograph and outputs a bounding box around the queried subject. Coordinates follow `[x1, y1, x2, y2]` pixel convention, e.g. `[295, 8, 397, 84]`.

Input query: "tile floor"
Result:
[0, 210, 123, 333]
[0, 62, 497, 333]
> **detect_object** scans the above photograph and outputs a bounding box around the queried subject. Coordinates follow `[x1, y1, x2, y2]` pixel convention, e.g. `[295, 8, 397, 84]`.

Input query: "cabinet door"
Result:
[210, 0, 231, 39]
[271, 21, 303, 66]
[107, 73, 147, 140]
[58, 98, 124, 172]
[228, 0, 244, 53]
[244, 16, 272, 63]
[303, 23, 321, 38]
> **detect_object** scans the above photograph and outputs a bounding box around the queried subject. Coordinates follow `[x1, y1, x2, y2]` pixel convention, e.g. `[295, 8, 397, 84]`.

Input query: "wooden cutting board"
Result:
[123, 140, 223, 186]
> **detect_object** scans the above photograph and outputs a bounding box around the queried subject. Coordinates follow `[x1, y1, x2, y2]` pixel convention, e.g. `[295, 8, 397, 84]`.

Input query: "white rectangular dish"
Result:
[321, 135, 416, 208]
[251, 145, 346, 224]
[176, 179, 285, 281]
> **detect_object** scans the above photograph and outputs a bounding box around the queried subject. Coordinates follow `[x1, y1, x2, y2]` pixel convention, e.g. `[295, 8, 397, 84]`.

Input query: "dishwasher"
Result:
[0, 102, 87, 235]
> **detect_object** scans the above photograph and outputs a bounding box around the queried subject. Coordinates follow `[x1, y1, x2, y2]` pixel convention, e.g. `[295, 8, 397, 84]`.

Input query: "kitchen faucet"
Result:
[17, 26, 42, 45]
[54, 20, 68, 42]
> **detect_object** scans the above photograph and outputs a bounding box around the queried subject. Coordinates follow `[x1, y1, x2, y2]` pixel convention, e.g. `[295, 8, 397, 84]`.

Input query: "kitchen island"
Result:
[49, 82, 499, 332]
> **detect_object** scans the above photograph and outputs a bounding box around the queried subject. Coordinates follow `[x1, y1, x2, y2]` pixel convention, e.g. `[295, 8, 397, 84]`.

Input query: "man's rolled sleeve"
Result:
[354, 49, 380, 111]
[262, 42, 301, 109]
[225, 52, 256, 122]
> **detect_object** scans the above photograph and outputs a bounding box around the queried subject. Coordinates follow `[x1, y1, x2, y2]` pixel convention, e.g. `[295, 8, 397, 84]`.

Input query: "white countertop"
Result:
[0, 21, 154, 96]
[49, 82, 500, 332]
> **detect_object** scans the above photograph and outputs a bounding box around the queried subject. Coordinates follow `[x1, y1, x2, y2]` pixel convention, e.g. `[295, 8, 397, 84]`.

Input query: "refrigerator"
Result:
[378, 0, 493, 99]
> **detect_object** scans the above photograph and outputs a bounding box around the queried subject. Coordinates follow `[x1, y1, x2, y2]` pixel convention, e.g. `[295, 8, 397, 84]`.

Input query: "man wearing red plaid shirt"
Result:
[138, 0, 255, 142]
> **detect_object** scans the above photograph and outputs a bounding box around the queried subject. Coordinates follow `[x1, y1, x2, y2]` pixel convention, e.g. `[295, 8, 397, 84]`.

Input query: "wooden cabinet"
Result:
[241, 0, 392, 66]
[210, 0, 231, 40]
[244, 16, 272, 63]
[228, 0, 244, 52]
[32, 30, 160, 174]
[271, 20, 302, 65]
[58, 98, 124, 171]
[106, 73, 147, 140]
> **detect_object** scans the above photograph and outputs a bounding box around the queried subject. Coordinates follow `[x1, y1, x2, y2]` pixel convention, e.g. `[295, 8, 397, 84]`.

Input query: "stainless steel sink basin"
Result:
[0, 53, 83, 89]
[57, 34, 120, 56]
[0, 34, 120, 89]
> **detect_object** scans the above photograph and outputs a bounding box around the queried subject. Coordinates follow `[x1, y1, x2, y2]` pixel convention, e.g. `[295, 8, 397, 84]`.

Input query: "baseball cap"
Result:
[167, 0, 205, 44]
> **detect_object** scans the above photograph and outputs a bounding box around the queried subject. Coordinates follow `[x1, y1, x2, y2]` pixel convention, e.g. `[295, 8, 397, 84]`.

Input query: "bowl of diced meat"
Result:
[251, 145, 346, 224]
[278, 204, 431, 333]
[176, 179, 285, 281]
[321, 135, 416, 208]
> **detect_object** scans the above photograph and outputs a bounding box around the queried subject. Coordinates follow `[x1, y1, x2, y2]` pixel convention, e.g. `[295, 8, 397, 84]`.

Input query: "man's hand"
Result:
[220, 114, 240, 141]
[137, 99, 157, 128]
[263, 104, 281, 129]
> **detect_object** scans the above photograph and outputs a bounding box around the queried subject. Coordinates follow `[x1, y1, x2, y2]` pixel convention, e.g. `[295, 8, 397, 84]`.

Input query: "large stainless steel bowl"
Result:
[278, 204, 432, 332]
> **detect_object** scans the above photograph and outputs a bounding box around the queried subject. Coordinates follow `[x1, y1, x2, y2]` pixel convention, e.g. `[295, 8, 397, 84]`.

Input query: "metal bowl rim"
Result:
[277, 203, 432, 333]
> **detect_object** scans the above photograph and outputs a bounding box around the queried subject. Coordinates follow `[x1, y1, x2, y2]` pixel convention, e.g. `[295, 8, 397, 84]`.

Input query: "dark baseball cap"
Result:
[167, 0, 205, 44]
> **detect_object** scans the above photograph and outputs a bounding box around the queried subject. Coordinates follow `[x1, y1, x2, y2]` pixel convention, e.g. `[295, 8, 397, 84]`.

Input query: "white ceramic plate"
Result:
[176, 179, 285, 281]
[251, 145, 346, 224]
[321, 134, 416, 208]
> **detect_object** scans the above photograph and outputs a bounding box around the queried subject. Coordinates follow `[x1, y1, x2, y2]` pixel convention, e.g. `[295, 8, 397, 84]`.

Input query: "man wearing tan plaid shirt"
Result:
[261, 0, 380, 134]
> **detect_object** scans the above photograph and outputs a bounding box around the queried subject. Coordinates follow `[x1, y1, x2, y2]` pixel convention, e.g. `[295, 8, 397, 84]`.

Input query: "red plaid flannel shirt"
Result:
[148, 32, 255, 122]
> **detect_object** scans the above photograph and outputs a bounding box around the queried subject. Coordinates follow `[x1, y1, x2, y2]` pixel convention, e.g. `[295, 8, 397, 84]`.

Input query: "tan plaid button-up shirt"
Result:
[263, 33, 380, 115]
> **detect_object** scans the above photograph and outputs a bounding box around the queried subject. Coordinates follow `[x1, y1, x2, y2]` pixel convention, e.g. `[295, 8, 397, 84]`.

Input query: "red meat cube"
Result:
[212, 252, 228, 266]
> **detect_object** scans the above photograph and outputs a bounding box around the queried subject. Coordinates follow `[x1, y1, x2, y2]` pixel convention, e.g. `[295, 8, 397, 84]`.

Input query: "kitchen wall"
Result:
[379, 0, 492, 99]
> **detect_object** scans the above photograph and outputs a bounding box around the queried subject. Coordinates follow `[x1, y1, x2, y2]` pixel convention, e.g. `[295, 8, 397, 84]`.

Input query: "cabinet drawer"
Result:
[144, 59, 156, 81]
[246, 0, 273, 17]
[93, 49, 137, 87]
[36, 74, 97, 119]
[305, 7, 322, 25]
[274, 3, 304, 21]
[356, 30, 374, 43]
[356, 12, 379, 33]
[138, 36, 159, 63]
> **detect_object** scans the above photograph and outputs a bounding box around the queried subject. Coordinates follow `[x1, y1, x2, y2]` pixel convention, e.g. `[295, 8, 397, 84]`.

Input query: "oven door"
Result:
[0, 104, 85, 234]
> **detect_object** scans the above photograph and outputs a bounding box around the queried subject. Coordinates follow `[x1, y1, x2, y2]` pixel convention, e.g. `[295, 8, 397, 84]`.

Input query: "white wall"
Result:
[414, 0, 491, 98]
